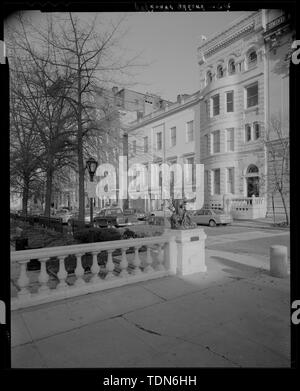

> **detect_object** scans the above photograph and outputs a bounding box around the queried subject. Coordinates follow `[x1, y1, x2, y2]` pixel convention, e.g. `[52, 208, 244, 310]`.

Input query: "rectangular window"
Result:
[226, 91, 234, 112]
[186, 156, 196, 186]
[245, 124, 252, 142]
[212, 130, 220, 154]
[246, 82, 258, 108]
[170, 127, 176, 146]
[227, 167, 235, 194]
[204, 134, 209, 156]
[186, 121, 194, 142]
[254, 123, 260, 140]
[212, 94, 220, 116]
[226, 128, 234, 151]
[132, 140, 137, 154]
[143, 136, 148, 153]
[205, 100, 209, 117]
[156, 132, 162, 150]
[205, 170, 209, 194]
[212, 169, 221, 195]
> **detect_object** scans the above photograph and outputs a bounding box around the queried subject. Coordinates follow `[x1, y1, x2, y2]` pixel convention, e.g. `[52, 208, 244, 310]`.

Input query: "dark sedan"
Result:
[94, 207, 139, 228]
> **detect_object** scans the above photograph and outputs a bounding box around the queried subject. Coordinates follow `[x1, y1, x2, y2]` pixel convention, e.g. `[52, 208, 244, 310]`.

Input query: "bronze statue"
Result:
[169, 198, 197, 230]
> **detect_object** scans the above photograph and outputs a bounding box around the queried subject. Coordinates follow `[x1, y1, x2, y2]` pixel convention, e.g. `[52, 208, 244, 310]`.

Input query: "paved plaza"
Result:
[11, 225, 290, 368]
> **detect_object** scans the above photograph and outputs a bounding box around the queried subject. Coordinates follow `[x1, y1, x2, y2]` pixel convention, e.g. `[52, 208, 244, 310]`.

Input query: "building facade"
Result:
[55, 87, 172, 211]
[127, 92, 202, 212]
[197, 9, 291, 218]
[126, 9, 291, 219]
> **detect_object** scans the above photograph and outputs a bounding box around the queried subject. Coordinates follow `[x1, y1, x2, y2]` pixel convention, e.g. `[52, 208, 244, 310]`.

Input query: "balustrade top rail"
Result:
[10, 234, 171, 262]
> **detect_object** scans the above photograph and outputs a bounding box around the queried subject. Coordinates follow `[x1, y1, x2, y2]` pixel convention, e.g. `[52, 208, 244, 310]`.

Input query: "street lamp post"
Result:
[86, 157, 98, 227]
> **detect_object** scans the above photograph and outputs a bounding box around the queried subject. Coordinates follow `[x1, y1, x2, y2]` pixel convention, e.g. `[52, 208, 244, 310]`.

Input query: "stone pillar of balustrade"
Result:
[172, 228, 207, 276]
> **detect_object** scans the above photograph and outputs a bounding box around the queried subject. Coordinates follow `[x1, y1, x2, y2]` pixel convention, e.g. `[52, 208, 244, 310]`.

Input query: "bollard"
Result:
[270, 245, 288, 278]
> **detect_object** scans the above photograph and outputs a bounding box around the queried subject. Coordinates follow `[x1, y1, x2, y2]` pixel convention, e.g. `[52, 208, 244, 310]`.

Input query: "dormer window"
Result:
[206, 71, 213, 85]
[228, 59, 236, 75]
[248, 50, 257, 68]
[217, 65, 224, 79]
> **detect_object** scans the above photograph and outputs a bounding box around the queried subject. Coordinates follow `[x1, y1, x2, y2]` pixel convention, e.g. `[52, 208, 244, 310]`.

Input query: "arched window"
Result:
[217, 65, 224, 79]
[228, 59, 236, 75]
[247, 50, 257, 67]
[247, 164, 259, 174]
[206, 71, 213, 85]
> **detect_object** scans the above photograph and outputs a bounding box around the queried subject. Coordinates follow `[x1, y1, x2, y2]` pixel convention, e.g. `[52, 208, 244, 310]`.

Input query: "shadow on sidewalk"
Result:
[211, 255, 265, 276]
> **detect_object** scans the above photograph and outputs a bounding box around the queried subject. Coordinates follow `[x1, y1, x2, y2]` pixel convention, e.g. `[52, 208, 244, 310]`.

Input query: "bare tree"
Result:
[6, 12, 145, 220]
[27, 13, 141, 222]
[10, 88, 42, 216]
[264, 115, 290, 225]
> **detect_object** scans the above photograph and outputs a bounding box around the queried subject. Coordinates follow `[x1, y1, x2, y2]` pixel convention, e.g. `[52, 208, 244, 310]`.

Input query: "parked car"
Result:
[148, 209, 172, 218]
[67, 209, 94, 225]
[124, 208, 146, 221]
[54, 208, 73, 224]
[94, 207, 138, 228]
[190, 208, 232, 227]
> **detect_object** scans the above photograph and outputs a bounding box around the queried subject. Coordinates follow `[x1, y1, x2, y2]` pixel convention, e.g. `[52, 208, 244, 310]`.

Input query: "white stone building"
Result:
[197, 11, 268, 217]
[197, 9, 291, 218]
[126, 9, 292, 220]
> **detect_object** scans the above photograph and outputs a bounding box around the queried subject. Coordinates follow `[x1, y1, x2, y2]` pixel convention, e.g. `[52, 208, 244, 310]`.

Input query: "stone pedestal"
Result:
[270, 245, 289, 278]
[173, 228, 207, 276]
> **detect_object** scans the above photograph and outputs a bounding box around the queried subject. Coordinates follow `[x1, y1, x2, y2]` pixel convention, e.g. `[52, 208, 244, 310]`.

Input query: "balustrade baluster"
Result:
[105, 250, 115, 279]
[91, 252, 101, 283]
[38, 258, 50, 293]
[131, 246, 142, 275]
[17, 261, 30, 298]
[57, 256, 68, 289]
[144, 245, 154, 273]
[74, 253, 85, 286]
[156, 243, 165, 271]
[119, 248, 129, 277]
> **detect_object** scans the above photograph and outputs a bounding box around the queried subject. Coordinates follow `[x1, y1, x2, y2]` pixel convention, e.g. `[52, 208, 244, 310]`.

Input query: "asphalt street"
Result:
[203, 224, 290, 264]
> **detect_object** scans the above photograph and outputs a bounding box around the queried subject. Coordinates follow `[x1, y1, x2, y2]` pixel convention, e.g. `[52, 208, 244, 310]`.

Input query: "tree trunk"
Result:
[44, 167, 53, 218]
[271, 193, 275, 225]
[279, 189, 289, 226]
[22, 176, 30, 216]
[77, 71, 85, 224]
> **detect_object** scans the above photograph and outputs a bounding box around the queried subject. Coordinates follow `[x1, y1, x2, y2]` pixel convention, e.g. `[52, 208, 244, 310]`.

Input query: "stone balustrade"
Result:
[11, 234, 177, 310]
[230, 196, 266, 219]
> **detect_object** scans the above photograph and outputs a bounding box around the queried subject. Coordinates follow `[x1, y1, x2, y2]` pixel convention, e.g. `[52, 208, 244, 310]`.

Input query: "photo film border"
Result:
[1, 0, 299, 381]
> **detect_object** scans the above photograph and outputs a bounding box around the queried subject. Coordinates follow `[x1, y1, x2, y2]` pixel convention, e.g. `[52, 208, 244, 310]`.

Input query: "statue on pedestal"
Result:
[169, 198, 197, 230]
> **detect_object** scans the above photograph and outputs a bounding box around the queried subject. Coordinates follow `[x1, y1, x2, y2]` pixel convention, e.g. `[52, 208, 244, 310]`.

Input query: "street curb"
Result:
[231, 222, 290, 231]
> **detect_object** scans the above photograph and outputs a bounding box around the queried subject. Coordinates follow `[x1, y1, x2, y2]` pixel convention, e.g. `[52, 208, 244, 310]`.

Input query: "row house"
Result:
[59, 87, 172, 210]
[127, 92, 202, 212]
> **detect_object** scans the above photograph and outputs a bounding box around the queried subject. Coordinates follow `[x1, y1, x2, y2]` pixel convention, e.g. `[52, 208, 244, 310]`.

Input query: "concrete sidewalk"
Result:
[231, 216, 289, 230]
[11, 251, 290, 368]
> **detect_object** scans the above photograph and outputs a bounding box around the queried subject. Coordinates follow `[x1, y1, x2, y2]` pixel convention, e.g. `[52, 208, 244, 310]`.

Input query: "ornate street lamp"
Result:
[86, 157, 98, 225]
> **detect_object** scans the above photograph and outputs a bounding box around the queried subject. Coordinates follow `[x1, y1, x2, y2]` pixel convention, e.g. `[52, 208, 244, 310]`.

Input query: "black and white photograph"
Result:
[1, 1, 298, 373]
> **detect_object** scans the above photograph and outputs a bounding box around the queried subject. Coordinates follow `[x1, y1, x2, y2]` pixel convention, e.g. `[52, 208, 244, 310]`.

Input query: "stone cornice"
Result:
[127, 94, 202, 132]
[205, 23, 255, 58]
[198, 11, 261, 60]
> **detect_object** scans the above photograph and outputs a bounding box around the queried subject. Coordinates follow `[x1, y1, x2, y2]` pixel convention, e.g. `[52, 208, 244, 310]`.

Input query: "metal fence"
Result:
[11, 213, 63, 233]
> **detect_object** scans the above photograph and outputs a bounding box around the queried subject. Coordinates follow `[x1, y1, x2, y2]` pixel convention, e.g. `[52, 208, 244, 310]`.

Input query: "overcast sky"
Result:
[116, 11, 250, 101]
[7, 10, 251, 102]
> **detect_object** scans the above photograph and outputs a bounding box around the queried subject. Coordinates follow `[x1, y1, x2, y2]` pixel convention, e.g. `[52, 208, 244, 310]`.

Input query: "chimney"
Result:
[177, 94, 182, 103]
[112, 86, 118, 95]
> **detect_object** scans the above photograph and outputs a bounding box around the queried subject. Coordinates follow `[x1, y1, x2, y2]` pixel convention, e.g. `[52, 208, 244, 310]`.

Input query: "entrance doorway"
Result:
[246, 165, 260, 197]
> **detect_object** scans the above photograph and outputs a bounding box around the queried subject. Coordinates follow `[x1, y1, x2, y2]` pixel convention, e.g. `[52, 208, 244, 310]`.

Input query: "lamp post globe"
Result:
[86, 157, 98, 182]
[86, 157, 98, 226]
